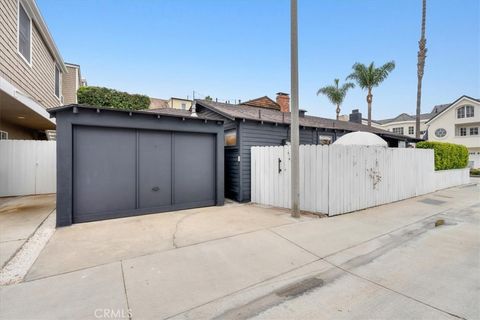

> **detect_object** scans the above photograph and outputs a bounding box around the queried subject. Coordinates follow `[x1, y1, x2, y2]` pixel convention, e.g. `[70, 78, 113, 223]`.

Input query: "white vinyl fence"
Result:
[0, 140, 56, 197]
[251, 145, 470, 216]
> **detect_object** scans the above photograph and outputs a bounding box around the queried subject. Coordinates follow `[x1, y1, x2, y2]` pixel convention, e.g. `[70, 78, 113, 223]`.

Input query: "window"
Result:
[457, 105, 475, 118]
[434, 128, 446, 138]
[18, 2, 31, 64]
[318, 135, 332, 145]
[224, 129, 237, 146]
[54, 65, 61, 98]
[459, 127, 467, 136]
[181, 103, 186, 110]
[408, 126, 414, 135]
[0, 131, 8, 140]
[392, 127, 404, 135]
[466, 105, 475, 118]
[470, 127, 479, 136]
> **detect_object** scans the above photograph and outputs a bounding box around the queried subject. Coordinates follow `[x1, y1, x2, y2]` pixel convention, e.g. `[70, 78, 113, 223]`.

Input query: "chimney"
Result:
[349, 109, 362, 124]
[276, 92, 290, 112]
[190, 101, 198, 117]
[299, 109, 306, 117]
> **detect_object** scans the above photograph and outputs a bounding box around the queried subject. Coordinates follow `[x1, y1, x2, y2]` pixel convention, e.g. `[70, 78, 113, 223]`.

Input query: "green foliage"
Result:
[346, 61, 396, 90]
[470, 168, 480, 176]
[77, 86, 150, 110]
[416, 141, 469, 170]
[317, 79, 355, 106]
[205, 95, 213, 101]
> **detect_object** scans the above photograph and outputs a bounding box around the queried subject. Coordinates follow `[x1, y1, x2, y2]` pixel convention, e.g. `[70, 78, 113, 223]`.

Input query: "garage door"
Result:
[73, 126, 216, 223]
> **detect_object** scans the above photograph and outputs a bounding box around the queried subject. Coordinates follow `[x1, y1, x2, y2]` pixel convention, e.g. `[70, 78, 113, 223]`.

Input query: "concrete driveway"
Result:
[1, 184, 479, 320]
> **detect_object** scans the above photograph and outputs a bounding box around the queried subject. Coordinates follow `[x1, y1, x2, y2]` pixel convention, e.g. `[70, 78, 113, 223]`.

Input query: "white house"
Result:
[369, 105, 449, 138]
[426, 96, 480, 168]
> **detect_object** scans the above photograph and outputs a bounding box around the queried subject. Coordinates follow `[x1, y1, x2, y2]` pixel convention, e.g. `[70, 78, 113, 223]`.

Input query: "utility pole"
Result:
[290, 0, 300, 218]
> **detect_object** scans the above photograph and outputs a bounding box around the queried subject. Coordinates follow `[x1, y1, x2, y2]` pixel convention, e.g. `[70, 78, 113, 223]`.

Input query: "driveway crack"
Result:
[172, 211, 201, 248]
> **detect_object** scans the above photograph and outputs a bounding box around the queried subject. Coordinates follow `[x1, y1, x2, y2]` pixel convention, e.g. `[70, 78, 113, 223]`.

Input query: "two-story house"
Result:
[368, 104, 450, 139]
[426, 96, 480, 168]
[0, 0, 83, 140]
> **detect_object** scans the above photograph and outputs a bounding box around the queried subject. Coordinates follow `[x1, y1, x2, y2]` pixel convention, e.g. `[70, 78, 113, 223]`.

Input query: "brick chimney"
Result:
[276, 92, 290, 112]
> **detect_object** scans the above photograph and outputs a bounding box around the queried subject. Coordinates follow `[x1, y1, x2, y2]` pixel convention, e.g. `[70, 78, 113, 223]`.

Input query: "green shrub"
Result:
[77, 86, 150, 110]
[416, 141, 469, 170]
[470, 168, 480, 176]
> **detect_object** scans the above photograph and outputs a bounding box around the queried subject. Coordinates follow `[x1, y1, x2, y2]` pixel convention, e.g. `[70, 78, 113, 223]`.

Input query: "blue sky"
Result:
[38, 0, 479, 119]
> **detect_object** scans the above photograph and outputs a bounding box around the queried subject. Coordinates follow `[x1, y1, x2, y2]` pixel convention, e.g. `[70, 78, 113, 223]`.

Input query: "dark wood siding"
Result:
[238, 121, 315, 202]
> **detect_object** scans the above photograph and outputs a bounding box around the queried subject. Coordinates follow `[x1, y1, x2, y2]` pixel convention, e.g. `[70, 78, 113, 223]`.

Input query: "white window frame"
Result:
[465, 105, 475, 118]
[469, 127, 478, 136]
[0, 131, 8, 140]
[457, 106, 465, 119]
[408, 126, 414, 135]
[459, 127, 467, 136]
[392, 127, 404, 135]
[17, 0, 32, 67]
[54, 64, 62, 100]
[434, 128, 447, 138]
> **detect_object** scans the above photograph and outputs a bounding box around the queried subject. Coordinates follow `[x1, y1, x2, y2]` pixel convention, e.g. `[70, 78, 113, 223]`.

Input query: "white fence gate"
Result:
[251, 145, 469, 216]
[0, 140, 56, 197]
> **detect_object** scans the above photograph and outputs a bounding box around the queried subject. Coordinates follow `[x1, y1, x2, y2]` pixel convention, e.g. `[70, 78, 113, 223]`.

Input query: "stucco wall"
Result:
[169, 99, 192, 110]
[0, 0, 61, 109]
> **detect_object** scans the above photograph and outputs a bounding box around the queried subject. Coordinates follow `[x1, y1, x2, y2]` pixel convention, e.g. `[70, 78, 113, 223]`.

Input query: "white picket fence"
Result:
[251, 145, 470, 216]
[0, 140, 56, 197]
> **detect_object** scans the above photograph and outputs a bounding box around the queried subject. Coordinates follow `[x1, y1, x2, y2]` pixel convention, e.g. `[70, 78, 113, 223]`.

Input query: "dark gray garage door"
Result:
[73, 126, 216, 223]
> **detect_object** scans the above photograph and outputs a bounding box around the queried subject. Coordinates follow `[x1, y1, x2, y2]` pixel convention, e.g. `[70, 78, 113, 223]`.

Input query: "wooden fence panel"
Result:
[0, 140, 56, 197]
[250, 144, 469, 216]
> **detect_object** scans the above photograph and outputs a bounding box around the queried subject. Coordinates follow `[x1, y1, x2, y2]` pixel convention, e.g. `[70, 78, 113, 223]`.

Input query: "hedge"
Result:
[77, 86, 150, 110]
[416, 141, 469, 170]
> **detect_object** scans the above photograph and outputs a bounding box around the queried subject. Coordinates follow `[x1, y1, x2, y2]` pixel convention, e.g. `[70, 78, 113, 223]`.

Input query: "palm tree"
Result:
[317, 79, 355, 120]
[346, 61, 396, 126]
[416, 0, 427, 138]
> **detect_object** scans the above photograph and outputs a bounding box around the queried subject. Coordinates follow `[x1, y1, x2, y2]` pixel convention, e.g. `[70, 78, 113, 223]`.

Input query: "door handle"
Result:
[278, 158, 282, 173]
[152, 186, 160, 192]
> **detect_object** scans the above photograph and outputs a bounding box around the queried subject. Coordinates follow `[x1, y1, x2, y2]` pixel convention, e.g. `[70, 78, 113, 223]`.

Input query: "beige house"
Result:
[62, 63, 83, 105]
[149, 97, 192, 110]
[0, 0, 82, 140]
[425, 96, 480, 168]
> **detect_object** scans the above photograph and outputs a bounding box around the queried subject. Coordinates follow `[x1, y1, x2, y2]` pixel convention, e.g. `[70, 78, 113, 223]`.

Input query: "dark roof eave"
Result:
[195, 100, 236, 120]
[47, 104, 223, 122]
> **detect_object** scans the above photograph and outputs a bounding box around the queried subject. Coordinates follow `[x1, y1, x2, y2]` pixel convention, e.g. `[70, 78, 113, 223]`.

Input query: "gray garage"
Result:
[49, 105, 224, 226]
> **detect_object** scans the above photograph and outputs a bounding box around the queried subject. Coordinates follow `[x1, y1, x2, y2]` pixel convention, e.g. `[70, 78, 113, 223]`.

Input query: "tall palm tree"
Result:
[416, 0, 427, 138]
[317, 79, 355, 120]
[346, 61, 396, 126]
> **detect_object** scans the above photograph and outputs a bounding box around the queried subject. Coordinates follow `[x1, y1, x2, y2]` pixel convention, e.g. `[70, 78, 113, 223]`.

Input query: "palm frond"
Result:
[317, 79, 354, 105]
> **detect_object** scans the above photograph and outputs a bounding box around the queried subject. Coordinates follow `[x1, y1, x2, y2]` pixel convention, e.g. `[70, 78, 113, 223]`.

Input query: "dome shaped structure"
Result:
[333, 131, 388, 147]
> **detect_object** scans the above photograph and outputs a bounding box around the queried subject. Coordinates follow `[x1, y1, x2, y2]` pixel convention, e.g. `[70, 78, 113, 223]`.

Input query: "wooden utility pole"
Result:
[415, 0, 427, 139]
[290, 0, 300, 218]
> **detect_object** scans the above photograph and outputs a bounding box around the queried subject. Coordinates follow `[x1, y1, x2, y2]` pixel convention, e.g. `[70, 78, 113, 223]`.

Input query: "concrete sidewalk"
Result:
[1, 184, 479, 319]
[0, 194, 55, 268]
